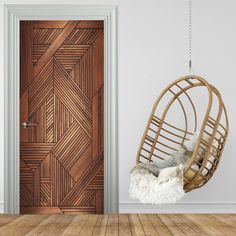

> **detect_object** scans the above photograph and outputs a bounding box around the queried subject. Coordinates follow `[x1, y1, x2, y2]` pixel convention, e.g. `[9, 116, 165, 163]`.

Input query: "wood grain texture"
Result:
[129, 214, 145, 236]
[0, 214, 236, 235]
[118, 214, 132, 236]
[33, 21, 78, 78]
[0, 215, 50, 236]
[106, 214, 118, 236]
[20, 21, 33, 95]
[20, 20, 104, 214]
[92, 214, 108, 236]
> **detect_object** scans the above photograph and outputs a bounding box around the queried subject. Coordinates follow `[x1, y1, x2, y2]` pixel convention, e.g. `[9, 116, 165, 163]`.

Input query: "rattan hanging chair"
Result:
[136, 75, 229, 192]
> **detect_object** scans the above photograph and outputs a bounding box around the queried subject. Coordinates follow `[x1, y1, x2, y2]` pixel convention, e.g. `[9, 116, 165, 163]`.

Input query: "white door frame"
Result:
[4, 4, 118, 214]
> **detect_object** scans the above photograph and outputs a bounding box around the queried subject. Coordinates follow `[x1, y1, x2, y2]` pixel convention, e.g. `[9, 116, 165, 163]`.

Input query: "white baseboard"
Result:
[119, 202, 236, 214]
[0, 203, 4, 213]
[1, 201, 236, 214]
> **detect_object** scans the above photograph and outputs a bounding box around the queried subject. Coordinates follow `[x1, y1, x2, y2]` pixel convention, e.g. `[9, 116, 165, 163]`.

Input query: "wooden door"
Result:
[20, 20, 104, 214]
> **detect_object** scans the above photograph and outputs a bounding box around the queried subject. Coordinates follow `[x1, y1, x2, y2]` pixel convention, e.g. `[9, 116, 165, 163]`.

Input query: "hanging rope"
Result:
[189, 0, 192, 75]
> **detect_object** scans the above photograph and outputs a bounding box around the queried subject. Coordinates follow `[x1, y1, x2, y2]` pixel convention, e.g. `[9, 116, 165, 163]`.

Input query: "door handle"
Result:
[22, 121, 38, 129]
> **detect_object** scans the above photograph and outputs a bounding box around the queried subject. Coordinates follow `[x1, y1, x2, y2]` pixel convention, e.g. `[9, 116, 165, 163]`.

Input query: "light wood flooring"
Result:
[0, 214, 236, 235]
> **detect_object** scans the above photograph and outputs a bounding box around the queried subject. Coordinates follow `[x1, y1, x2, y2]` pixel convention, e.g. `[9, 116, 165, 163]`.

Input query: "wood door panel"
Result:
[20, 20, 104, 214]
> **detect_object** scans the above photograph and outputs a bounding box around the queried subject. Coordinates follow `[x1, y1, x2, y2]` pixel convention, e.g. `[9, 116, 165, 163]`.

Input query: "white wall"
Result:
[1, 0, 236, 213]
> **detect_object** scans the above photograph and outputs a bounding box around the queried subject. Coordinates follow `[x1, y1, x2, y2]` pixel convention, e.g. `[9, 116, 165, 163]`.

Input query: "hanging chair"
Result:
[136, 75, 229, 192]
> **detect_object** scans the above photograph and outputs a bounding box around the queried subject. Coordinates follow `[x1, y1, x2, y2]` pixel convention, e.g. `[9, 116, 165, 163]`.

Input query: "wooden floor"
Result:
[0, 214, 236, 235]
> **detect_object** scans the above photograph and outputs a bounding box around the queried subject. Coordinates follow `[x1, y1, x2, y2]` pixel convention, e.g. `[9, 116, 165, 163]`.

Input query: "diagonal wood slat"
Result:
[63, 28, 102, 45]
[28, 59, 53, 116]
[51, 122, 91, 172]
[74, 46, 93, 98]
[55, 44, 90, 72]
[33, 28, 63, 45]
[40, 182, 51, 206]
[50, 153, 75, 206]
[54, 58, 92, 137]
[60, 150, 103, 206]
[20, 184, 34, 206]
[33, 21, 78, 78]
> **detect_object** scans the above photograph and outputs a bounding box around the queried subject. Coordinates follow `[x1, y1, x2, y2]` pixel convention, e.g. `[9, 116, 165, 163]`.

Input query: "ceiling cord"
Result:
[189, 0, 192, 75]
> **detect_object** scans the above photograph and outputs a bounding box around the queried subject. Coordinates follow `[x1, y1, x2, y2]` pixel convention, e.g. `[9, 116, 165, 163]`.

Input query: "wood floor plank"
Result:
[138, 214, 158, 235]
[198, 214, 236, 235]
[25, 215, 75, 236]
[128, 214, 145, 236]
[61, 215, 89, 235]
[203, 214, 236, 235]
[106, 214, 118, 236]
[0, 214, 50, 236]
[158, 214, 185, 236]
[79, 214, 99, 236]
[168, 214, 208, 235]
[0, 214, 20, 228]
[0, 214, 235, 235]
[92, 214, 109, 236]
[33, 21, 78, 78]
[148, 214, 172, 236]
[186, 214, 227, 235]
[212, 214, 236, 229]
[118, 214, 132, 236]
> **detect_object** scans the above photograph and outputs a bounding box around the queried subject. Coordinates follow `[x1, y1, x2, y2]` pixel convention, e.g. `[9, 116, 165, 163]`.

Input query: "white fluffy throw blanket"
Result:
[129, 133, 200, 204]
[129, 163, 185, 204]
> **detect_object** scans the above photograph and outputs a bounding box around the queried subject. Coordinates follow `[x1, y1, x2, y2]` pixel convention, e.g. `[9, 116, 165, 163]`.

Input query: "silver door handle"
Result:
[22, 121, 38, 129]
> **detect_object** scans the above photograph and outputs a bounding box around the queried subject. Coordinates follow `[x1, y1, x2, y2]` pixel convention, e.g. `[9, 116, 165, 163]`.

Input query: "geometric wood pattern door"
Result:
[20, 20, 104, 214]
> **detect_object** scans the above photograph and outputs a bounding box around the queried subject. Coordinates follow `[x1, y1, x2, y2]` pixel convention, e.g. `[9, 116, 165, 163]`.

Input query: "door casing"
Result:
[4, 4, 118, 214]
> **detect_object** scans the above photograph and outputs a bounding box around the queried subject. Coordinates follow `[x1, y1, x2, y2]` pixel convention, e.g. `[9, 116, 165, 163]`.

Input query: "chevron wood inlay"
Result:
[20, 20, 104, 214]
[51, 122, 91, 172]
[60, 150, 103, 206]
[74, 189, 97, 206]
[54, 45, 90, 72]
[51, 154, 75, 206]
[68, 143, 92, 182]
[54, 58, 92, 137]
[29, 59, 53, 116]
[33, 21, 78, 78]
[74, 46, 93, 98]
[21, 157, 44, 172]
[87, 168, 104, 190]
